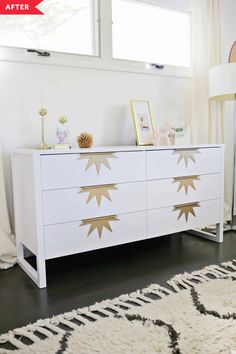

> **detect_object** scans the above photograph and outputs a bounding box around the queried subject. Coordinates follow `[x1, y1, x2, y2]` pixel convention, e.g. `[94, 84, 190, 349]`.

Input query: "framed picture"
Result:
[130, 99, 155, 145]
[54, 117, 71, 149]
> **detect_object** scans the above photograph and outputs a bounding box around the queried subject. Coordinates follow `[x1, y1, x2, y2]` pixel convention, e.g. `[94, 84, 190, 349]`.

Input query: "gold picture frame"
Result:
[130, 99, 156, 145]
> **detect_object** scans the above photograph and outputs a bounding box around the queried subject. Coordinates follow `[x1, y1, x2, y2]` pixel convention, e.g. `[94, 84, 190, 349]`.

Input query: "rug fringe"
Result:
[1, 259, 236, 352]
[167, 261, 236, 291]
[221, 260, 236, 271]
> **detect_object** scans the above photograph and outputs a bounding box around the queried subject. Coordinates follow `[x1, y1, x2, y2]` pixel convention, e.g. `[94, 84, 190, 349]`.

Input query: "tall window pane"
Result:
[112, 0, 191, 67]
[0, 0, 99, 56]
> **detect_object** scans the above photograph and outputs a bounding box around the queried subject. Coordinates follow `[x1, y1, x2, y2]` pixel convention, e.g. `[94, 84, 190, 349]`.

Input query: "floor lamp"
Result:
[209, 62, 236, 230]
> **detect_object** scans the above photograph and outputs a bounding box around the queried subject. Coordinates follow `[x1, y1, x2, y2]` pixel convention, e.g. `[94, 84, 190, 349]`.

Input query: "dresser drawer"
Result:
[44, 211, 146, 259]
[146, 148, 221, 179]
[41, 151, 145, 190]
[147, 199, 221, 238]
[147, 174, 221, 209]
[43, 182, 146, 225]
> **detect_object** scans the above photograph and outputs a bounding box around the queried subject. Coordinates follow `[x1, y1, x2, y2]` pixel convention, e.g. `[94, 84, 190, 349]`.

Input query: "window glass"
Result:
[0, 0, 99, 56]
[112, 0, 191, 67]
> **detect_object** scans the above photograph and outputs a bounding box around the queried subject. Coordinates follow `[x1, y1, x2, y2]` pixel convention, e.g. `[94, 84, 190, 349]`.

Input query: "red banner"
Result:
[0, 0, 44, 15]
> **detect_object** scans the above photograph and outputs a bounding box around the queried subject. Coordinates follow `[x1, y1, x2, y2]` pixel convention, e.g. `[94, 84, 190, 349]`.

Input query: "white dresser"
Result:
[12, 145, 224, 288]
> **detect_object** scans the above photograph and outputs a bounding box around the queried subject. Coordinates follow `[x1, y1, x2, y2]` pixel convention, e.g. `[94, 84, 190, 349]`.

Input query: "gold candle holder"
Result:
[38, 108, 50, 149]
[59, 116, 67, 125]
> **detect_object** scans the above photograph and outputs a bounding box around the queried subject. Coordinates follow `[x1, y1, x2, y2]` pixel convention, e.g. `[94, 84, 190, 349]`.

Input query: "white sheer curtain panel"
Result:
[191, 0, 230, 219]
[0, 146, 16, 269]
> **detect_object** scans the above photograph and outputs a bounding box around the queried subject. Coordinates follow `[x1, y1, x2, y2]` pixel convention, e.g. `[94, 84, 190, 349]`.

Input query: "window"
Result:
[0, 0, 192, 77]
[112, 0, 191, 67]
[0, 0, 99, 56]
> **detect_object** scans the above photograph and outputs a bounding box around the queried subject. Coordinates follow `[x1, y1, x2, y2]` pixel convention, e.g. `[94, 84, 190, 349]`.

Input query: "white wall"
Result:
[0, 61, 192, 224]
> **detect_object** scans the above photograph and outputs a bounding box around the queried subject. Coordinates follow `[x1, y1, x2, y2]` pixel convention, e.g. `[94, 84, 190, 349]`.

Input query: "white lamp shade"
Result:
[209, 63, 236, 101]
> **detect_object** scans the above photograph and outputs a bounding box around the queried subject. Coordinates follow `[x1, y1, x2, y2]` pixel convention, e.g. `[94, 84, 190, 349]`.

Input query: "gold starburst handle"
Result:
[173, 148, 199, 151]
[173, 202, 200, 222]
[173, 175, 199, 181]
[78, 153, 117, 174]
[80, 184, 117, 189]
[173, 201, 200, 208]
[172, 148, 200, 167]
[80, 215, 119, 238]
[79, 184, 118, 207]
[173, 175, 200, 195]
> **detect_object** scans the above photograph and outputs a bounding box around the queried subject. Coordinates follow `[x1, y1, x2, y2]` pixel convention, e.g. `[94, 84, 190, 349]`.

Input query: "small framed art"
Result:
[130, 99, 155, 145]
[54, 116, 71, 149]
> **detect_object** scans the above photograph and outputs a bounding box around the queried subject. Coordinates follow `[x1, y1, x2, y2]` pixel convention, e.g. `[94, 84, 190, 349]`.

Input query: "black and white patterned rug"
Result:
[1, 260, 236, 354]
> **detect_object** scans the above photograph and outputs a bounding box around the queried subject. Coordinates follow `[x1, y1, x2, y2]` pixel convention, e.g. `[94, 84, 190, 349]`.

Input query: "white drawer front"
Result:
[147, 199, 221, 238]
[147, 174, 221, 209]
[41, 151, 145, 190]
[44, 211, 146, 259]
[43, 182, 146, 225]
[147, 148, 221, 179]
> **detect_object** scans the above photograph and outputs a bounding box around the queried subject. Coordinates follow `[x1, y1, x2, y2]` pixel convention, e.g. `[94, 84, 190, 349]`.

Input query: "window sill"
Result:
[0, 46, 192, 79]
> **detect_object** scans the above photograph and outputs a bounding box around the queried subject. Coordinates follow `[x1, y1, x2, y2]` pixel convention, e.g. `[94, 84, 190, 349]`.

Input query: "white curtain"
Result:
[0, 146, 17, 269]
[191, 0, 230, 219]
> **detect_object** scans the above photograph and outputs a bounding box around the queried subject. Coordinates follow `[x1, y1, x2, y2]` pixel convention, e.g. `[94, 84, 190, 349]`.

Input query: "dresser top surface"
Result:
[13, 144, 224, 155]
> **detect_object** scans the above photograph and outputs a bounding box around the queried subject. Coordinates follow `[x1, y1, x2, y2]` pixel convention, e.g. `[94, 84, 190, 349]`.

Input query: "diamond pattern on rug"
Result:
[1, 261, 236, 354]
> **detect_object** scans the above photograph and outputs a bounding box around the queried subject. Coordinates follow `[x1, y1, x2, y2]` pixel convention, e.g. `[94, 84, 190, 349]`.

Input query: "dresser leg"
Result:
[17, 242, 47, 288]
[215, 222, 224, 242]
[187, 222, 224, 243]
[36, 257, 47, 288]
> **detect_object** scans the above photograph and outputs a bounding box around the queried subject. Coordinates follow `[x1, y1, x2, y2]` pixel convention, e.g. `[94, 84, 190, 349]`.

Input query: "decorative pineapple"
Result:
[77, 132, 93, 148]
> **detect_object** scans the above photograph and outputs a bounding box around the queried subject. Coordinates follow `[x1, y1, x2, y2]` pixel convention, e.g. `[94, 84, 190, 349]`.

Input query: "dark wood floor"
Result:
[1, 231, 236, 335]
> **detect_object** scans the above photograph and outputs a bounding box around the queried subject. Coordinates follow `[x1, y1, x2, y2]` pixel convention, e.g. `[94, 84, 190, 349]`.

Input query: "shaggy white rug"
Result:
[1, 260, 236, 354]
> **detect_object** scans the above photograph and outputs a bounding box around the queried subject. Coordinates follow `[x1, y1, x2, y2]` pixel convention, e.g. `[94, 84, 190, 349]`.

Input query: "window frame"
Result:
[0, 0, 192, 78]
